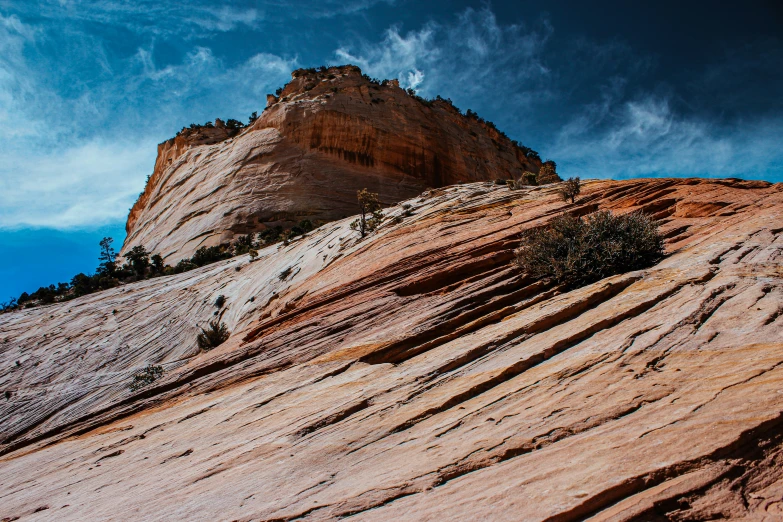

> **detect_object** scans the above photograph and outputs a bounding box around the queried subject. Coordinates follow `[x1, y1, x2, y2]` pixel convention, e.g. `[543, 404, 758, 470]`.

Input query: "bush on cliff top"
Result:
[514, 211, 664, 289]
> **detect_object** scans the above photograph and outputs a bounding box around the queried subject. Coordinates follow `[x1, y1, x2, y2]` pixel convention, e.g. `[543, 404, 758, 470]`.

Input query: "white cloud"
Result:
[335, 23, 439, 89]
[0, 140, 157, 229]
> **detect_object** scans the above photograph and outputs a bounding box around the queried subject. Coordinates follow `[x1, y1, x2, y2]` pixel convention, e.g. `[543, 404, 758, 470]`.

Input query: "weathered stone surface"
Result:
[1, 178, 782, 521]
[123, 65, 542, 263]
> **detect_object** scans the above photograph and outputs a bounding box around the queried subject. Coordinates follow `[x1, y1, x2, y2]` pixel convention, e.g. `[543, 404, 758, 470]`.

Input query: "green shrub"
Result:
[129, 364, 164, 391]
[125, 245, 150, 277]
[514, 211, 664, 289]
[197, 320, 230, 350]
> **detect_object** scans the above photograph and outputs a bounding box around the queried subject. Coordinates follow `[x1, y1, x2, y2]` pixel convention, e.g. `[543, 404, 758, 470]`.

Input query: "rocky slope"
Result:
[123, 65, 542, 263]
[2, 178, 782, 521]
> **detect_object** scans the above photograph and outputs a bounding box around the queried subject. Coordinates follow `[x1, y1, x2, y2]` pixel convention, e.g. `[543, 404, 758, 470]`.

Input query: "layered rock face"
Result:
[2, 178, 783, 521]
[123, 65, 542, 262]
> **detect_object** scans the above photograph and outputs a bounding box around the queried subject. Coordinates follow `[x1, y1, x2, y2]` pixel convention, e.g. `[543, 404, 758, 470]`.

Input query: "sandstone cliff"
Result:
[2, 178, 782, 521]
[122, 65, 542, 262]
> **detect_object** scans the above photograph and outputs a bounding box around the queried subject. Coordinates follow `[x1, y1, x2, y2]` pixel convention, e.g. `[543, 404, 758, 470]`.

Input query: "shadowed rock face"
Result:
[2, 178, 782, 521]
[122, 65, 542, 263]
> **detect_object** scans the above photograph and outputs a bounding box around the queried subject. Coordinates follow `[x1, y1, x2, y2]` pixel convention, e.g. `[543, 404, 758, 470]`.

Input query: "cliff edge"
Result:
[122, 65, 542, 262]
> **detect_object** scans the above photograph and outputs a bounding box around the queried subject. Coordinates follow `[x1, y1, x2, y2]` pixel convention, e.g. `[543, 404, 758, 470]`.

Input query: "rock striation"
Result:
[2, 178, 782, 521]
[123, 65, 542, 262]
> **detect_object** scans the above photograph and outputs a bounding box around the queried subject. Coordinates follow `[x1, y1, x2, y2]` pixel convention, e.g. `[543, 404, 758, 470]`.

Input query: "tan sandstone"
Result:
[1, 178, 783, 520]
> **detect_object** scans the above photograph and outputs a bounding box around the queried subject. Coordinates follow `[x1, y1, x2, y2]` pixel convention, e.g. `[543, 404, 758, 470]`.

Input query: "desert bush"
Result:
[506, 173, 536, 190]
[129, 364, 164, 391]
[214, 295, 226, 308]
[559, 177, 581, 203]
[197, 320, 230, 350]
[514, 210, 664, 289]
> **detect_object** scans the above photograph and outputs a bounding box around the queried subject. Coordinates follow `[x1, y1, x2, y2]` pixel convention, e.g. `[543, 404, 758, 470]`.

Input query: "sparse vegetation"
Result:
[214, 295, 226, 308]
[559, 177, 581, 203]
[350, 189, 383, 237]
[514, 211, 664, 289]
[197, 320, 230, 350]
[129, 364, 164, 391]
[3, 220, 328, 312]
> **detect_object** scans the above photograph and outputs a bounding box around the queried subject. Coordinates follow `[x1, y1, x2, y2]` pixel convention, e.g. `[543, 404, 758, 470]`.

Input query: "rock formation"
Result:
[122, 65, 543, 263]
[2, 178, 782, 521]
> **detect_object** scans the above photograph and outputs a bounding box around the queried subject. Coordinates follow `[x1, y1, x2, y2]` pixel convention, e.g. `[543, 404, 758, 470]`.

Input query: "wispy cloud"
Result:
[334, 6, 783, 182]
[335, 7, 552, 100]
[1, 1, 263, 37]
[0, 0, 394, 37]
[552, 95, 783, 180]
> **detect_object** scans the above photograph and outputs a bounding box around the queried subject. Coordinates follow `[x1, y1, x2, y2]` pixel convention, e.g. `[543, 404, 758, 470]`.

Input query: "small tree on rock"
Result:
[559, 177, 581, 204]
[350, 189, 383, 237]
[98, 237, 116, 275]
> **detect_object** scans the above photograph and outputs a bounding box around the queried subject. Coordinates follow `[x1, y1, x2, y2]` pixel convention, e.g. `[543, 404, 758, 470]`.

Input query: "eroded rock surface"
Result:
[1, 178, 782, 521]
[123, 65, 542, 262]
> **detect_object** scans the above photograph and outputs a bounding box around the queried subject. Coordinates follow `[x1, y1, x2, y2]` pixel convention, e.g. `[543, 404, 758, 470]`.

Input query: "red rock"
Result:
[1, 178, 782, 520]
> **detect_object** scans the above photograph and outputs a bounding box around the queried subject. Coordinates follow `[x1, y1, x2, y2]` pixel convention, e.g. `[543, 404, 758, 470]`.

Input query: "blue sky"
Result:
[1, 0, 782, 301]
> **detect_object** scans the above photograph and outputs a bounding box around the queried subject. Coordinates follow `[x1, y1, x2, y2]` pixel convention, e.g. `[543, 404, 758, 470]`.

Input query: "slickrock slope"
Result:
[123, 65, 542, 262]
[2, 178, 783, 521]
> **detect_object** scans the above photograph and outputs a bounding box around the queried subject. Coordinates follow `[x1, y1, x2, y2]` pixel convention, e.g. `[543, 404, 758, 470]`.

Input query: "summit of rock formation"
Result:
[122, 65, 543, 262]
[2, 178, 783, 521]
